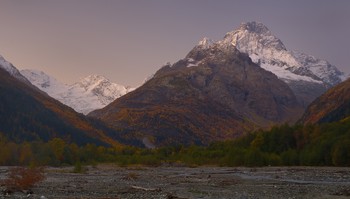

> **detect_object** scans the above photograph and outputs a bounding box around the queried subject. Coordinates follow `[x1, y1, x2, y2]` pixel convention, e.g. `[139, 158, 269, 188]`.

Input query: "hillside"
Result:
[301, 77, 350, 124]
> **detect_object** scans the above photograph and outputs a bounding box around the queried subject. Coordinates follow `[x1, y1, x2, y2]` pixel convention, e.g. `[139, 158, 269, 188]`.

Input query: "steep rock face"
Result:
[0, 57, 125, 146]
[209, 22, 345, 106]
[301, 77, 350, 124]
[90, 42, 303, 147]
[21, 70, 134, 114]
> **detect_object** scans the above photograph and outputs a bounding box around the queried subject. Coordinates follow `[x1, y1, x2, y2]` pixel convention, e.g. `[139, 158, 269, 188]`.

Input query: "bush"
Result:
[73, 161, 87, 173]
[3, 167, 45, 193]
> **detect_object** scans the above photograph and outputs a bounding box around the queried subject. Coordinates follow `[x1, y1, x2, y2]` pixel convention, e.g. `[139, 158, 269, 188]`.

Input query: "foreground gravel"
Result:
[1, 165, 350, 199]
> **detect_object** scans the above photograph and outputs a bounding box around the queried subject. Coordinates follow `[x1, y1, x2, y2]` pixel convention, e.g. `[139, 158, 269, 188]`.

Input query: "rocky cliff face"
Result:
[90, 41, 303, 147]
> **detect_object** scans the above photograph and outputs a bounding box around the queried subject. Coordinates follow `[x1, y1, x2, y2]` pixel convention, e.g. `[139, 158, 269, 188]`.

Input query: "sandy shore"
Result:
[1, 165, 350, 199]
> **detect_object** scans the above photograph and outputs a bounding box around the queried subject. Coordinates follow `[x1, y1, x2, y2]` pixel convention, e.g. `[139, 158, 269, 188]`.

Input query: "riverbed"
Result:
[1, 166, 350, 198]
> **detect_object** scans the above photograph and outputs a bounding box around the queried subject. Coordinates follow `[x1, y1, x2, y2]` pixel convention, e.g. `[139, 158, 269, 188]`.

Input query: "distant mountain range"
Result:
[0, 21, 348, 148]
[20, 70, 134, 114]
[12, 22, 347, 114]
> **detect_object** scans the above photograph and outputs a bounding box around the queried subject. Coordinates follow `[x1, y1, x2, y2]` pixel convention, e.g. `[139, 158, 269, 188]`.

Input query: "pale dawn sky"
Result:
[0, 0, 349, 87]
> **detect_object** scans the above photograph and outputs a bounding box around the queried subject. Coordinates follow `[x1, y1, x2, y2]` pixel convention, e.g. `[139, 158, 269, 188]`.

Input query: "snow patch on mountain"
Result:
[186, 58, 202, 68]
[21, 70, 134, 114]
[260, 63, 322, 84]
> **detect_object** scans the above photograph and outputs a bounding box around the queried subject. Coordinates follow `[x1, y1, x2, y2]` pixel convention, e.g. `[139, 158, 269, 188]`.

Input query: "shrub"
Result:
[3, 167, 45, 193]
[73, 161, 87, 173]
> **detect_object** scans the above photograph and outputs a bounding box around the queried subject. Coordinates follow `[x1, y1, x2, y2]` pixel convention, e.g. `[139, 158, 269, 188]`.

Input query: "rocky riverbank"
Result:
[1, 166, 350, 199]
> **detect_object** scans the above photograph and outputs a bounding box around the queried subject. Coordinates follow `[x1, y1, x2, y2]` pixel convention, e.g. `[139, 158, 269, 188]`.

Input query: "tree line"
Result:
[0, 119, 349, 167]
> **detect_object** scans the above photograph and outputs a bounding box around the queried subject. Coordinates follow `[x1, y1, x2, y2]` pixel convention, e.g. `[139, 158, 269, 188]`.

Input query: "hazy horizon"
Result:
[0, 0, 349, 87]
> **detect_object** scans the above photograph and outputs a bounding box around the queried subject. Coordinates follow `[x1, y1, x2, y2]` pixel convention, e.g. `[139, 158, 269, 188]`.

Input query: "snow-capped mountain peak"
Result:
[222, 22, 286, 51]
[221, 22, 297, 67]
[213, 21, 344, 87]
[73, 74, 133, 105]
[20, 70, 134, 114]
[189, 21, 345, 106]
[239, 21, 270, 34]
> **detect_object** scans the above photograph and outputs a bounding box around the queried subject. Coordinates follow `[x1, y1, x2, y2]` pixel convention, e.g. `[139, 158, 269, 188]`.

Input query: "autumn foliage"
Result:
[0, 120, 350, 167]
[3, 167, 45, 192]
